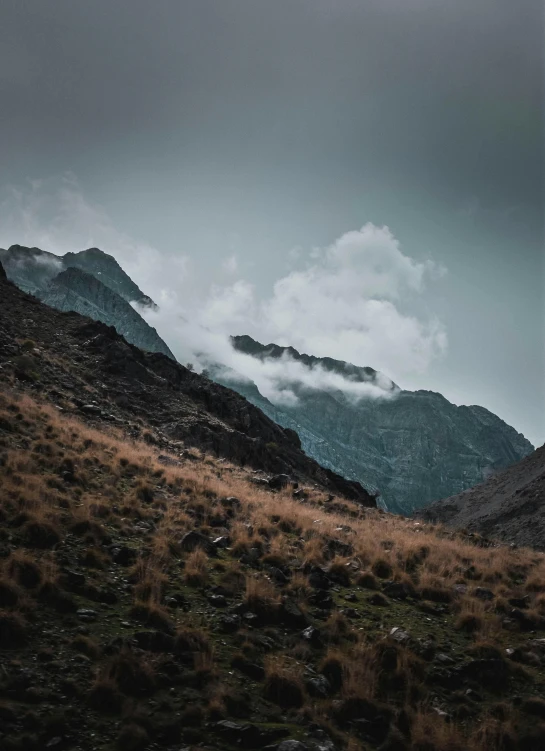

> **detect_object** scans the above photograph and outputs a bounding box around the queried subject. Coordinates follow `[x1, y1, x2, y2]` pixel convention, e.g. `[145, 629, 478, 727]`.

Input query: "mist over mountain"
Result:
[216, 336, 534, 514]
[1, 243, 533, 516]
[0, 244, 153, 306]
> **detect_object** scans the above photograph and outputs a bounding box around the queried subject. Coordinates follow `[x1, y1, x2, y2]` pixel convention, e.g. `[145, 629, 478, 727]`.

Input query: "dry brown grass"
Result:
[184, 548, 209, 586]
[2, 388, 545, 749]
[263, 655, 305, 709]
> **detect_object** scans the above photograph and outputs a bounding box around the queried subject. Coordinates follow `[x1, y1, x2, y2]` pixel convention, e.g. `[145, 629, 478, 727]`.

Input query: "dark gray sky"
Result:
[1, 0, 543, 446]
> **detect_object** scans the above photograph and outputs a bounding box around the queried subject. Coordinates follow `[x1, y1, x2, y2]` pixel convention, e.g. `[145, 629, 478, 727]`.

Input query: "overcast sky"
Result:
[1, 0, 543, 446]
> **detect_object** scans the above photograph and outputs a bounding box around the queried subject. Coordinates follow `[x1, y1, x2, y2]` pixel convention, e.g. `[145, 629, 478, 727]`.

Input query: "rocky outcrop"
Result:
[218, 336, 534, 515]
[416, 443, 545, 549]
[36, 267, 174, 359]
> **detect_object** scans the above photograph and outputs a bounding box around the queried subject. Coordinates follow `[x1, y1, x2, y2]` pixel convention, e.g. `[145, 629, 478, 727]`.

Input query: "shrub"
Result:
[263, 658, 304, 709]
[21, 518, 61, 549]
[358, 571, 379, 590]
[372, 559, 393, 579]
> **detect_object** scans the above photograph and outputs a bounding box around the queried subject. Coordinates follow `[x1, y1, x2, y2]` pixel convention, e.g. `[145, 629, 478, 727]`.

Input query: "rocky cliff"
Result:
[215, 336, 534, 514]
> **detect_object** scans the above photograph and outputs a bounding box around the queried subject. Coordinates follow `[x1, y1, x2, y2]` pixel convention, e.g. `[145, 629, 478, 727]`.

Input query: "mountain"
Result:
[215, 336, 534, 515]
[2, 245, 533, 515]
[0, 263, 374, 505]
[62, 247, 155, 307]
[36, 267, 175, 360]
[3, 259, 545, 751]
[416, 443, 545, 549]
[0, 244, 171, 358]
[0, 244, 63, 294]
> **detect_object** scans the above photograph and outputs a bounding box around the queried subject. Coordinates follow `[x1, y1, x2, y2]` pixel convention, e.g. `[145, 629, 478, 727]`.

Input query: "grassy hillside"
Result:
[1, 389, 545, 750]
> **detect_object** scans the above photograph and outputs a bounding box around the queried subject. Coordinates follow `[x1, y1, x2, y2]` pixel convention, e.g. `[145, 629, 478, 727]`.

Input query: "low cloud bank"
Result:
[140, 222, 446, 406]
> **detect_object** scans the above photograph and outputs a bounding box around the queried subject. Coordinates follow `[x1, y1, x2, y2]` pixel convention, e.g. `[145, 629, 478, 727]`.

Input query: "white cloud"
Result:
[141, 223, 447, 405]
[1, 177, 447, 406]
[222, 254, 239, 274]
[244, 224, 447, 378]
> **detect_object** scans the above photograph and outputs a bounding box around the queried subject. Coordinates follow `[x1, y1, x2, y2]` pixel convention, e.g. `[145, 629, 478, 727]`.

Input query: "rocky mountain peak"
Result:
[62, 247, 154, 306]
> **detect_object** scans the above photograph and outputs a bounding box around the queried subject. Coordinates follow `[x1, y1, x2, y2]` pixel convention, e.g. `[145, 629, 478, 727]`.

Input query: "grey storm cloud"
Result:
[0, 0, 543, 446]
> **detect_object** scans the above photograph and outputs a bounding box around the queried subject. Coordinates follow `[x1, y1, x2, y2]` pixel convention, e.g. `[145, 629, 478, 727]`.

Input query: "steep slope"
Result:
[3, 356, 545, 751]
[36, 267, 174, 359]
[0, 244, 173, 359]
[0, 264, 374, 505]
[417, 443, 545, 549]
[219, 336, 533, 514]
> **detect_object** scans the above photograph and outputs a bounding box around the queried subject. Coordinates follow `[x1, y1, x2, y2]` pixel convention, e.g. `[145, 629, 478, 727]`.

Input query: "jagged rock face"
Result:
[0, 245, 171, 359]
[220, 337, 534, 514]
[36, 267, 174, 359]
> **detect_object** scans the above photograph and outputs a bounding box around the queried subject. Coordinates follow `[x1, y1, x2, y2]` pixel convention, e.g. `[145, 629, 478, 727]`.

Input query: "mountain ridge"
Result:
[0, 261, 375, 506]
[221, 335, 533, 514]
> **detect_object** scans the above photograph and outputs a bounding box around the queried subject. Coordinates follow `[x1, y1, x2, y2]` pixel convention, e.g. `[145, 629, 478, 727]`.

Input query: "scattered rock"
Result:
[134, 630, 175, 652]
[212, 535, 231, 550]
[368, 593, 389, 606]
[473, 587, 495, 601]
[231, 655, 265, 681]
[111, 545, 137, 566]
[180, 530, 215, 555]
[79, 403, 103, 416]
[280, 599, 309, 628]
[389, 627, 411, 644]
[77, 608, 98, 621]
[306, 674, 331, 698]
[302, 626, 322, 644]
[308, 566, 332, 590]
[208, 594, 228, 608]
[268, 474, 292, 490]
